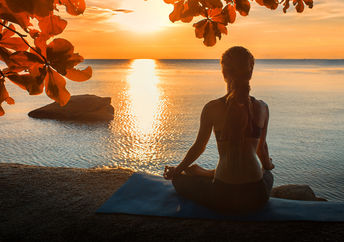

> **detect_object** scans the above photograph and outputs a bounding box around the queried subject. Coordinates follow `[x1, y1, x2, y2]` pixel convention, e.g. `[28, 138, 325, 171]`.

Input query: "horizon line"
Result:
[84, 58, 344, 61]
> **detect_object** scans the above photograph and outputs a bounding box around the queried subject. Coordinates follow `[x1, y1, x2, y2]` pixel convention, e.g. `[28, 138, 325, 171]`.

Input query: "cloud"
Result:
[59, 1, 134, 33]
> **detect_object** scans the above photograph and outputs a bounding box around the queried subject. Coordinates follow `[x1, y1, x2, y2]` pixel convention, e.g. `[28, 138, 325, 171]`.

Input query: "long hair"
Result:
[220, 46, 255, 160]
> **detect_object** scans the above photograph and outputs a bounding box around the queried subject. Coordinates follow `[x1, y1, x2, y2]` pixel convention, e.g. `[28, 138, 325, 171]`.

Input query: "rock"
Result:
[271, 184, 327, 201]
[28, 94, 114, 122]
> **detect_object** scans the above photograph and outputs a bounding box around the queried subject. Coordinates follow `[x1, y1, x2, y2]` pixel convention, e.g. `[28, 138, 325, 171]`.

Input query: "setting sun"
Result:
[113, 0, 173, 33]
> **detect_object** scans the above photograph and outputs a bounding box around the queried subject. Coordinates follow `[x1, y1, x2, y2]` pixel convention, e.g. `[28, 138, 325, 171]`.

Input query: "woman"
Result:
[163, 46, 275, 215]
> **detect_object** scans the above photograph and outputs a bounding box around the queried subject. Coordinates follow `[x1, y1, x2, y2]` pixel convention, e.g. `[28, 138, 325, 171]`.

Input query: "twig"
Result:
[0, 22, 48, 64]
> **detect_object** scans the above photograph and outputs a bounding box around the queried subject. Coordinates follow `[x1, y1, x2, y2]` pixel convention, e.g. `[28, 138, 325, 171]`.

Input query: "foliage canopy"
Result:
[164, 0, 313, 46]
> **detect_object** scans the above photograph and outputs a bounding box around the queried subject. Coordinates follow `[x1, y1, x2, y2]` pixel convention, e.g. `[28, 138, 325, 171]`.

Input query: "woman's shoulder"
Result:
[251, 96, 269, 122]
[204, 96, 227, 109]
[251, 96, 268, 110]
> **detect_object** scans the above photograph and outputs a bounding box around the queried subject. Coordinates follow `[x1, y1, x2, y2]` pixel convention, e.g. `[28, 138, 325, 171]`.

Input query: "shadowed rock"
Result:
[271, 184, 327, 201]
[28, 94, 114, 122]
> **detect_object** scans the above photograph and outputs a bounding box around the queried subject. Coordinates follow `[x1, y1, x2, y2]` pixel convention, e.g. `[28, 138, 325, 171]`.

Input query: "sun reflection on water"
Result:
[127, 59, 161, 135]
[111, 59, 167, 172]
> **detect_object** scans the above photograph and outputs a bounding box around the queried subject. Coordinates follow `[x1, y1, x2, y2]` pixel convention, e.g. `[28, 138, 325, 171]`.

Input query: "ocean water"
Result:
[1, 59, 344, 201]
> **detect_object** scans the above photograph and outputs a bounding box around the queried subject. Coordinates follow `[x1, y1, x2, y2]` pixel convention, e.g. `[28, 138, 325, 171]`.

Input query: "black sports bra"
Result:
[215, 96, 262, 141]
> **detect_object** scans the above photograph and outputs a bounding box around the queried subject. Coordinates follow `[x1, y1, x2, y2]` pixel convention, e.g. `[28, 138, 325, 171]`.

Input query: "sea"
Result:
[1, 59, 344, 201]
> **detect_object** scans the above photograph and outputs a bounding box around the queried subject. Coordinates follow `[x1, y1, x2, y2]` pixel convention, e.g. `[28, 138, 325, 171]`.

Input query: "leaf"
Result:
[208, 8, 226, 24]
[235, 0, 251, 16]
[303, 0, 313, 8]
[0, 3, 32, 30]
[282, 0, 290, 13]
[203, 22, 216, 47]
[202, 0, 223, 9]
[0, 47, 12, 65]
[193, 19, 207, 39]
[46, 38, 83, 75]
[184, 0, 204, 17]
[5, 0, 54, 17]
[38, 14, 67, 37]
[44, 67, 70, 106]
[223, 4, 236, 24]
[169, 1, 184, 23]
[7, 64, 47, 95]
[57, 0, 86, 16]
[294, 0, 304, 13]
[217, 23, 228, 35]
[8, 51, 44, 71]
[0, 79, 15, 116]
[283, 0, 312, 13]
[0, 37, 27, 51]
[0, 24, 27, 51]
[255, 0, 278, 10]
[65, 66, 92, 82]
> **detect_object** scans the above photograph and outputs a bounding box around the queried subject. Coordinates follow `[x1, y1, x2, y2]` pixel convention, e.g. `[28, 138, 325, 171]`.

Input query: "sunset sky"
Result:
[60, 0, 344, 59]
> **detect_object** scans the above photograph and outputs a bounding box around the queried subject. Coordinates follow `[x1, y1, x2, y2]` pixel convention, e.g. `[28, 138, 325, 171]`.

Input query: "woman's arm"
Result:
[256, 103, 275, 170]
[184, 164, 215, 178]
[165, 103, 213, 179]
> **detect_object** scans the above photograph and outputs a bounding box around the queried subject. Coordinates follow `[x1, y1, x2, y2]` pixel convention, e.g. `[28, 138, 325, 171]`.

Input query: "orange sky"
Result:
[60, 0, 344, 59]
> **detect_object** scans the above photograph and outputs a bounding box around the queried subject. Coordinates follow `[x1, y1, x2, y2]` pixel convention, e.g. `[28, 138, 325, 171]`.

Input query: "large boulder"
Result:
[28, 94, 114, 122]
[271, 184, 327, 201]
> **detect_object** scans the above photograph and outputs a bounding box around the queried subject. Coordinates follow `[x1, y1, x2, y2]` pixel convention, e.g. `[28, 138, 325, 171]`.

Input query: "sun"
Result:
[112, 0, 174, 33]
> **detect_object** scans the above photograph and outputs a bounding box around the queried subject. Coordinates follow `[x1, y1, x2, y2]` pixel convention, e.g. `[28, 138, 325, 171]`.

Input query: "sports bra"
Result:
[215, 96, 262, 141]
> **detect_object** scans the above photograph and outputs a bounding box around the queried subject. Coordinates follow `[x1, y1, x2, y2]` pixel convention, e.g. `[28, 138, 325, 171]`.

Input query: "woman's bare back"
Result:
[205, 95, 270, 184]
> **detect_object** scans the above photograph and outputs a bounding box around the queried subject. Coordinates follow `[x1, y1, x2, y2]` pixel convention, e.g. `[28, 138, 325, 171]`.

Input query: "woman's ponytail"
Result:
[220, 46, 255, 159]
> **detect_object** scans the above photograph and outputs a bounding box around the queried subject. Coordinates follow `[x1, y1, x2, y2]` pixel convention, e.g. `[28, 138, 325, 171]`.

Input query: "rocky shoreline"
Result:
[1, 163, 343, 242]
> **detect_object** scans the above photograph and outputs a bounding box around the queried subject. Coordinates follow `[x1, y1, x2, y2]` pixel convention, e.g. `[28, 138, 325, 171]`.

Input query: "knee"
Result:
[172, 174, 184, 189]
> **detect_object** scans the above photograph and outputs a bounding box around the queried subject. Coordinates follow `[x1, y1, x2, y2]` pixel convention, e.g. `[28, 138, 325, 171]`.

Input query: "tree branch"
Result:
[0, 22, 48, 64]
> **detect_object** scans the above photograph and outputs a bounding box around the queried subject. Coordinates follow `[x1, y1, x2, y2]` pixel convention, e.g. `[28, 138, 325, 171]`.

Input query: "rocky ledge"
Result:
[28, 94, 114, 122]
[0, 163, 342, 242]
[271, 184, 327, 201]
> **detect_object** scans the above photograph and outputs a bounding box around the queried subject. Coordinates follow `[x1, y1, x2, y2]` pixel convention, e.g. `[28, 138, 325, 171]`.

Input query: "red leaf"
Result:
[303, 0, 313, 8]
[224, 4, 236, 24]
[46, 38, 83, 75]
[0, 37, 27, 51]
[164, 0, 177, 3]
[65, 66, 92, 82]
[5, 0, 54, 17]
[0, 4, 32, 30]
[8, 51, 44, 71]
[255, 0, 278, 10]
[203, 0, 223, 9]
[208, 8, 226, 24]
[203, 22, 216, 47]
[7, 64, 47, 95]
[294, 0, 305, 13]
[44, 67, 70, 106]
[169, 1, 184, 22]
[193, 19, 207, 39]
[235, 0, 251, 16]
[0, 79, 15, 116]
[217, 23, 228, 35]
[0, 24, 28, 51]
[57, 0, 86, 16]
[1, 24, 15, 39]
[38, 14, 67, 36]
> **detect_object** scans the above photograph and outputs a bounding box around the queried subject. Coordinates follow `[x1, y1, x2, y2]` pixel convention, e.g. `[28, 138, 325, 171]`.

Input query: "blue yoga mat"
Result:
[97, 173, 344, 221]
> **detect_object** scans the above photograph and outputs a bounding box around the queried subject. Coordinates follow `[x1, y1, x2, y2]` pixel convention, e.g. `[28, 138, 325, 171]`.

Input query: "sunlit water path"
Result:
[1, 59, 344, 201]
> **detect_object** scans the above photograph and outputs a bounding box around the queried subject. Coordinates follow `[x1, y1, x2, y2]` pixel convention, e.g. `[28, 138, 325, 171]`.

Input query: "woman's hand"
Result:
[185, 164, 215, 178]
[163, 166, 176, 180]
[184, 164, 202, 176]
